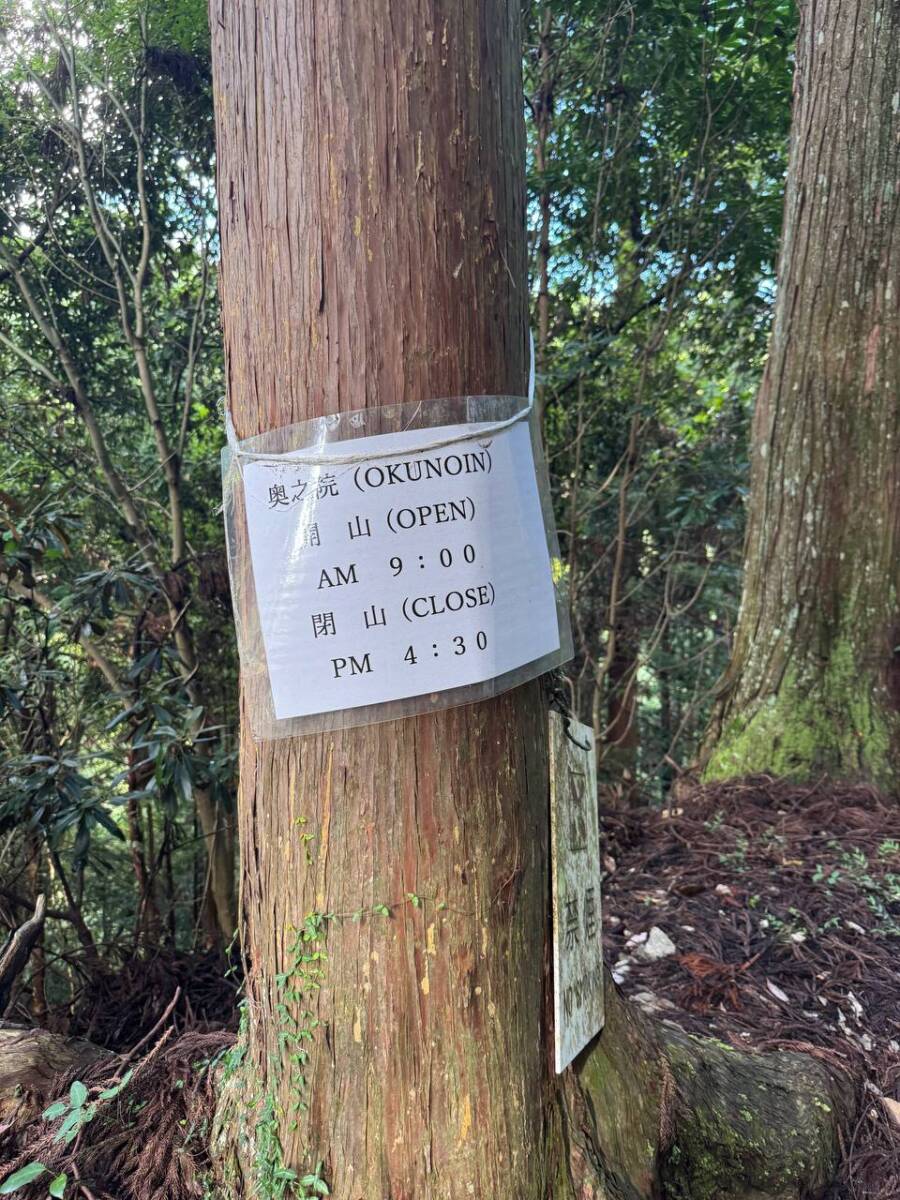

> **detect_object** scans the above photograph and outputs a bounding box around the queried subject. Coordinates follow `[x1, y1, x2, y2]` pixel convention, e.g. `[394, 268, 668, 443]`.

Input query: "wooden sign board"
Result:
[550, 711, 604, 1073]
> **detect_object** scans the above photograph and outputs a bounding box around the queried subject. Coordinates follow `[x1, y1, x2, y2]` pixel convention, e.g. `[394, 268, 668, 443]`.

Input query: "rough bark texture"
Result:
[210, 3, 549, 1197]
[705, 0, 900, 787]
[0, 895, 45, 1017]
[209, 3, 858, 1197]
[534, 4, 554, 431]
[567, 973, 855, 1200]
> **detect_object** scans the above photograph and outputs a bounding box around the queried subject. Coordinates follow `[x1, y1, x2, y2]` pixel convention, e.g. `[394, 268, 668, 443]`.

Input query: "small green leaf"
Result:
[42, 1101, 67, 1121]
[97, 1068, 133, 1100]
[69, 1081, 88, 1108]
[0, 1162, 47, 1193]
[92, 807, 125, 841]
[175, 758, 193, 804]
[55, 1109, 83, 1144]
[48, 1173, 68, 1198]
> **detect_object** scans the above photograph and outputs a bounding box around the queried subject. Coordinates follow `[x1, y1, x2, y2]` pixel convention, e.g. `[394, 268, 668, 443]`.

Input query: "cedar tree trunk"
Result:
[211, 3, 547, 1195]
[705, 0, 900, 787]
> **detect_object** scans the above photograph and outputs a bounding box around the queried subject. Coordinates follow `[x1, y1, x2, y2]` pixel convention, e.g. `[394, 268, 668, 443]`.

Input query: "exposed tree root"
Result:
[560, 971, 857, 1199]
[0, 1027, 232, 1199]
[1, 987, 855, 1200]
[0, 1022, 107, 1124]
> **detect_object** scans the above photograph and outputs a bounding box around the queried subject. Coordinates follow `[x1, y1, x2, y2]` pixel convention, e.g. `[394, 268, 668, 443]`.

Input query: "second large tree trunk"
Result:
[704, 0, 900, 788]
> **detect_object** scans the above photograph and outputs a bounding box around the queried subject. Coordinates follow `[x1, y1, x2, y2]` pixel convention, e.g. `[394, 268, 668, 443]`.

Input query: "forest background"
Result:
[0, 0, 793, 1016]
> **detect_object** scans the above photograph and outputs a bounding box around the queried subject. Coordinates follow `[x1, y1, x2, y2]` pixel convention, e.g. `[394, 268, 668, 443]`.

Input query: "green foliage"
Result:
[220, 914, 333, 1199]
[0, 1166, 68, 1200]
[0, 1163, 48, 1195]
[814, 846, 900, 939]
[42, 1069, 134, 1145]
[0, 0, 235, 999]
[0, 0, 797, 1037]
[525, 0, 794, 796]
[0, 1071, 133, 1198]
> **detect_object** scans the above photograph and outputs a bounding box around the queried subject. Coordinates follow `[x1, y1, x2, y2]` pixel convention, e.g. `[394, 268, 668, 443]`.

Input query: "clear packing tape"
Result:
[222, 348, 574, 739]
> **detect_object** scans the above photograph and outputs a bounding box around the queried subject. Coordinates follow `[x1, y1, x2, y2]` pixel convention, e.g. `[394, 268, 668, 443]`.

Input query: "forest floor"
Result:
[602, 776, 900, 1199]
[4, 777, 898, 1198]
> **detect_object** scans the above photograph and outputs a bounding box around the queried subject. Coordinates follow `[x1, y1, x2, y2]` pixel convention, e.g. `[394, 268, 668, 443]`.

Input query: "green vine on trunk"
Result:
[218, 911, 331, 1199]
[218, 895, 431, 1197]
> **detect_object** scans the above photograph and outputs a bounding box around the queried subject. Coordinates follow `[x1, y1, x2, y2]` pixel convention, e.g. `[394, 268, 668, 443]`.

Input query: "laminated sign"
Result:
[223, 392, 573, 738]
[550, 712, 604, 1072]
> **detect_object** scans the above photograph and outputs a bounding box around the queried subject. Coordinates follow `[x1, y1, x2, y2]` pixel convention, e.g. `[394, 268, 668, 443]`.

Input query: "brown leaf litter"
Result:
[603, 775, 900, 1199]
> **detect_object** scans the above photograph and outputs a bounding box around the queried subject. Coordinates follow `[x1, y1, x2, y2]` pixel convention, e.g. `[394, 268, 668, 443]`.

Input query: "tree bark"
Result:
[704, 0, 900, 788]
[0, 988, 854, 1200]
[24, 839, 47, 1024]
[194, 783, 238, 947]
[210, 963, 855, 1200]
[601, 536, 641, 804]
[211, 3, 547, 1196]
[568, 973, 855, 1200]
[209, 3, 858, 1197]
[534, 4, 554, 431]
[0, 896, 46, 1020]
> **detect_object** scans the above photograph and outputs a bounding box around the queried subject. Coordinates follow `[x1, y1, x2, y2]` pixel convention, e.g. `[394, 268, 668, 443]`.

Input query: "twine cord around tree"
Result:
[223, 334, 536, 467]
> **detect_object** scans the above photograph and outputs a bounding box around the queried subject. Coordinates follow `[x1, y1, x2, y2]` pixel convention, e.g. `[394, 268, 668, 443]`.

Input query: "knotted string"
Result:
[223, 333, 536, 467]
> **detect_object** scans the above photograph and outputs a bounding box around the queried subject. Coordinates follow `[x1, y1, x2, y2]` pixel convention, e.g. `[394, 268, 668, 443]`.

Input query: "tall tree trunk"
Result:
[704, 0, 900, 787]
[194, 783, 237, 947]
[534, 4, 554, 431]
[210, 3, 857, 1197]
[24, 835, 47, 1024]
[125, 736, 163, 947]
[601, 536, 640, 804]
[211, 3, 546, 1195]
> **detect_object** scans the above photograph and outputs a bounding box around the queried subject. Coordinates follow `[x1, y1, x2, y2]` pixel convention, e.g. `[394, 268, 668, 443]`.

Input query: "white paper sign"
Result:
[242, 421, 561, 720]
[550, 712, 604, 1073]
